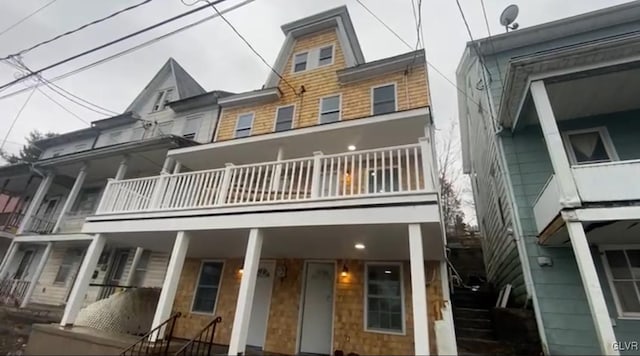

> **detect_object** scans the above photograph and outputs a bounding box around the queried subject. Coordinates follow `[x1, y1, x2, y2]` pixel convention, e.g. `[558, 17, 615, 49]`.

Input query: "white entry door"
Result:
[299, 262, 334, 355]
[246, 261, 276, 348]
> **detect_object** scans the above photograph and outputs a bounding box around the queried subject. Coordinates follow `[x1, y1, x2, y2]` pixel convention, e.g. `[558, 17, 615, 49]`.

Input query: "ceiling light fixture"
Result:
[354, 243, 365, 250]
[348, 145, 356, 151]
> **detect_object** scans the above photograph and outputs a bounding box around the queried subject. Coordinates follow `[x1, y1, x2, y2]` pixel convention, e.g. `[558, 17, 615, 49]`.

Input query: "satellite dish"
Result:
[500, 4, 519, 31]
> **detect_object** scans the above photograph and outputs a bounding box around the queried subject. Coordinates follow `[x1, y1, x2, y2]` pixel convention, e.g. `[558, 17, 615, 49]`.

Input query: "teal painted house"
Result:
[457, 2, 640, 355]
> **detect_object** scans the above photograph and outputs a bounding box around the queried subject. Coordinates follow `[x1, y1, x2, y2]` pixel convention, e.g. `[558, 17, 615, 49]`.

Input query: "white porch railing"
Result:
[572, 159, 640, 202]
[532, 174, 562, 233]
[96, 143, 430, 214]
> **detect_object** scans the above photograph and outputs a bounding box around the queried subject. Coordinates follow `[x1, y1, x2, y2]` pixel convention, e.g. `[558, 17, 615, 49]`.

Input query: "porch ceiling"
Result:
[169, 108, 430, 171]
[540, 219, 640, 246]
[103, 222, 444, 261]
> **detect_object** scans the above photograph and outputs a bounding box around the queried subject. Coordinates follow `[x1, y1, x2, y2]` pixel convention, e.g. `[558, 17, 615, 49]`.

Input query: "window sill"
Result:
[364, 328, 406, 336]
[189, 310, 216, 316]
[616, 315, 640, 321]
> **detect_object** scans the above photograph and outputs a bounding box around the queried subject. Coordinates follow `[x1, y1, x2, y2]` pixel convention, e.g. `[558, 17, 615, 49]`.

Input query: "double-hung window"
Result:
[562, 127, 618, 165]
[192, 261, 224, 313]
[293, 52, 308, 73]
[182, 116, 202, 140]
[55, 248, 82, 284]
[603, 248, 640, 316]
[152, 88, 175, 112]
[372, 84, 397, 115]
[318, 45, 333, 66]
[274, 105, 295, 132]
[365, 263, 404, 333]
[235, 113, 254, 138]
[319, 95, 341, 124]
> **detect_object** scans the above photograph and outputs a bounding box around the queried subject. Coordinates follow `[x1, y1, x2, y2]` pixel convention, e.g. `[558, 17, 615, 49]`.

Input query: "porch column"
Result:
[564, 217, 618, 355]
[60, 234, 106, 326]
[530, 81, 580, 207]
[310, 151, 323, 198]
[161, 157, 175, 174]
[53, 163, 88, 233]
[408, 224, 430, 355]
[419, 137, 436, 192]
[20, 242, 52, 308]
[0, 241, 19, 279]
[228, 228, 263, 355]
[17, 172, 55, 235]
[149, 231, 189, 342]
[115, 155, 129, 180]
[124, 247, 144, 286]
[172, 161, 182, 174]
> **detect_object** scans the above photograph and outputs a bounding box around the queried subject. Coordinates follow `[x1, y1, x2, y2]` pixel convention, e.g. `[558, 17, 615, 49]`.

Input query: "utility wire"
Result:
[0, 87, 37, 152]
[36, 86, 90, 125]
[0, 0, 228, 92]
[480, 0, 503, 86]
[1, 0, 154, 61]
[192, 0, 299, 96]
[455, 0, 492, 83]
[0, 0, 253, 103]
[0, 0, 59, 39]
[355, 0, 412, 49]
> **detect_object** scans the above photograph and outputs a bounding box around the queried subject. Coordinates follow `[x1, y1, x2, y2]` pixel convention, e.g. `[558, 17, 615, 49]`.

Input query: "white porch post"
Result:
[564, 218, 618, 355]
[115, 155, 129, 181]
[228, 228, 263, 355]
[310, 151, 323, 198]
[419, 137, 436, 192]
[53, 164, 88, 233]
[172, 161, 182, 174]
[149, 231, 189, 342]
[0, 241, 19, 279]
[216, 163, 234, 205]
[20, 242, 53, 308]
[124, 247, 144, 286]
[530, 80, 580, 207]
[408, 224, 430, 355]
[17, 172, 55, 235]
[161, 157, 175, 175]
[436, 260, 457, 355]
[60, 234, 106, 326]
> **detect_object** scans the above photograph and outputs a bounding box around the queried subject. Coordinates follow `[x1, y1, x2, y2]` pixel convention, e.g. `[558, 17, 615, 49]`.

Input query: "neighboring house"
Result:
[45, 6, 456, 356]
[0, 58, 230, 310]
[458, 2, 640, 355]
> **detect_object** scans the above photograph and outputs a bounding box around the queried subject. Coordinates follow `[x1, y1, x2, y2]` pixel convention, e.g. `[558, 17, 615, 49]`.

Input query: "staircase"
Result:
[452, 287, 514, 355]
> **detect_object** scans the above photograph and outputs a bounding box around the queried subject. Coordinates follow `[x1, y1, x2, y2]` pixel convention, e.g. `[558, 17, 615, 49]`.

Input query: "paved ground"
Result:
[0, 305, 63, 356]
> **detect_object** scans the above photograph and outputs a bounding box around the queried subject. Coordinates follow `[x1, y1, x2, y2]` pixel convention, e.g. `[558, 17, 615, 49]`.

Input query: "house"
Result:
[24, 5, 458, 356]
[0, 58, 229, 311]
[457, 2, 640, 355]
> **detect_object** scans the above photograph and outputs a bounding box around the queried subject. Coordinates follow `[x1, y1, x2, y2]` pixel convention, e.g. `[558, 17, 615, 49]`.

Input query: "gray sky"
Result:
[0, 0, 630, 222]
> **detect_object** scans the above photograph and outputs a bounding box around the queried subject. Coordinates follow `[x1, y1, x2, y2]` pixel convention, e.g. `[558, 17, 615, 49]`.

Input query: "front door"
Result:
[246, 261, 276, 348]
[299, 262, 334, 355]
[13, 250, 35, 280]
[99, 250, 129, 299]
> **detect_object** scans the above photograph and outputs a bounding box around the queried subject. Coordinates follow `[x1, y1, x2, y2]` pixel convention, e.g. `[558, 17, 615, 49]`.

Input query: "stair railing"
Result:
[174, 316, 222, 356]
[120, 312, 181, 356]
[446, 257, 471, 293]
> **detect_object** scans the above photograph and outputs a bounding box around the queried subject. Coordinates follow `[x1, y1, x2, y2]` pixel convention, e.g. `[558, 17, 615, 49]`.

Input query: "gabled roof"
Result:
[125, 58, 206, 113]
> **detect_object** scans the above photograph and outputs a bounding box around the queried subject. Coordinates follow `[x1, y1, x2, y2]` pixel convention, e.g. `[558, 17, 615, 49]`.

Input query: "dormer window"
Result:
[293, 52, 308, 73]
[152, 88, 175, 112]
[318, 45, 333, 66]
[182, 115, 203, 140]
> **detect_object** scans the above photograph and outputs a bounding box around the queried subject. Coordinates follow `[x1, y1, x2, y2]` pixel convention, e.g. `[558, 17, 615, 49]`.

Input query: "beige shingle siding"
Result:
[215, 29, 430, 142]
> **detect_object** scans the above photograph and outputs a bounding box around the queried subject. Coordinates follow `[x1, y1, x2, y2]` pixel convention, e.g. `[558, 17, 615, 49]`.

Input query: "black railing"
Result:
[0, 212, 23, 232]
[174, 316, 222, 356]
[0, 278, 30, 307]
[89, 283, 135, 301]
[120, 312, 181, 356]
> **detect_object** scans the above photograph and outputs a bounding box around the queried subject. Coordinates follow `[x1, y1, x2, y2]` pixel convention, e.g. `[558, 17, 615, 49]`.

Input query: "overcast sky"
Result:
[0, 0, 630, 222]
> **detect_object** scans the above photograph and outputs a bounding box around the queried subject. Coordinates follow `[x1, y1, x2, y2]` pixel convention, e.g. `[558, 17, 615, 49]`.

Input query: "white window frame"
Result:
[151, 87, 175, 112]
[318, 94, 342, 124]
[273, 104, 296, 132]
[292, 51, 309, 73]
[317, 44, 335, 67]
[182, 115, 203, 140]
[599, 245, 640, 319]
[370, 82, 398, 116]
[561, 127, 619, 165]
[190, 260, 225, 315]
[234, 112, 255, 138]
[364, 262, 406, 335]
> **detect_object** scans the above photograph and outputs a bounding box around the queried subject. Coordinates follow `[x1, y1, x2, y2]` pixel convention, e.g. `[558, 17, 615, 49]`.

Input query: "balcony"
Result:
[533, 159, 640, 233]
[95, 143, 433, 216]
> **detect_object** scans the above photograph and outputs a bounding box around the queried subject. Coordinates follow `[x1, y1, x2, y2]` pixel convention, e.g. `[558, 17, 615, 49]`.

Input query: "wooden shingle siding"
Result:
[215, 29, 429, 141]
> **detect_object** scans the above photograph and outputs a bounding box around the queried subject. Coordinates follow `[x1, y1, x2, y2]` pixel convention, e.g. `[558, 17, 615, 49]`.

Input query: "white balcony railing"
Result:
[572, 159, 640, 202]
[95, 143, 431, 215]
[532, 174, 562, 233]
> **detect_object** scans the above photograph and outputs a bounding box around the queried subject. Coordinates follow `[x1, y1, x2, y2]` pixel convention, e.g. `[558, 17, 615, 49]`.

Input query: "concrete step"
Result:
[455, 327, 494, 339]
[454, 317, 492, 329]
[453, 307, 490, 320]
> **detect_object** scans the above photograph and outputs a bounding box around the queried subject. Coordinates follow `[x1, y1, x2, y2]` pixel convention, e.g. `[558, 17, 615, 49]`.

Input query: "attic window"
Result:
[152, 88, 176, 112]
[318, 45, 333, 66]
[182, 116, 202, 140]
[293, 52, 308, 73]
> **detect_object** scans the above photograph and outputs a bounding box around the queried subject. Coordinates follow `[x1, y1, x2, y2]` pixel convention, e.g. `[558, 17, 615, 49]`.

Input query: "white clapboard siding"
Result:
[30, 245, 82, 306]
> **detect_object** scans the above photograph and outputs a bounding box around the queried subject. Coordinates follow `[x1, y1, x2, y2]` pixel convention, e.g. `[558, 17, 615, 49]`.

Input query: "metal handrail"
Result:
[174, 316, 222, 356]
[120, 312, 181, 356]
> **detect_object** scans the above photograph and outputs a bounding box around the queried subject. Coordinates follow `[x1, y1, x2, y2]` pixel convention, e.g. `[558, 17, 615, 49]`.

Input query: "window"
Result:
[13, 250, 34, 280]
[71, 187, 101, 214]
[274, 105, 295, 132]
[51, 148, 64, 157]
[235, 113, 254, 138]
[152, 88, 175, 112]
[293, 52, 308, 73]
[318, 45, 333, 66]
[108, 131, 122, 145]
[372, 84, 397, 115]
[368, 167, 400, 193]
[319, 95, 341, 123]
[365, 263, 404, 333]
[192, 261, 224, 313]
[182, 116, 202, 140]
[74, 143, 87, 152]
[156, 121, 174, 137]
[604, 249, 640, 316]
[55, 248, 82, 283]
[132, 251, 152, 287]
[563, 128, 618, 165]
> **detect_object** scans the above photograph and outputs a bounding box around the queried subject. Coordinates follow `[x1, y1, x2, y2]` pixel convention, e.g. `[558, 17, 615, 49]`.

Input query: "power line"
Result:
[0, 0, 229, 92]
[455, 0, 493, 83]
[192, 0, 299, 96]
[1, 0, 154, 61]
[0, 87, 37, 152]
[480, 0, 503, 86]
[36, 86, 90, 126]
[43, 79, 119, 116]
[0, 0, 59, 39]
[355, 0, 412, 49]
[0, 0, 255, 102]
